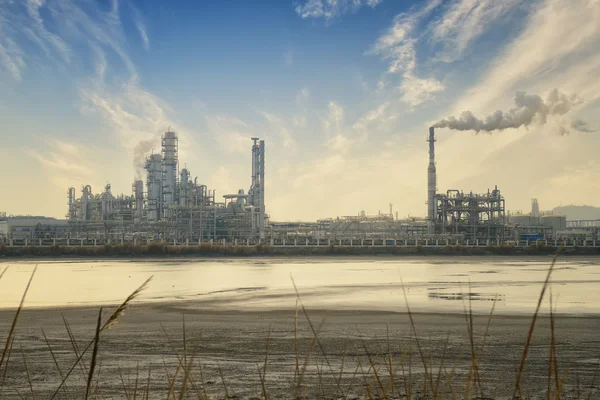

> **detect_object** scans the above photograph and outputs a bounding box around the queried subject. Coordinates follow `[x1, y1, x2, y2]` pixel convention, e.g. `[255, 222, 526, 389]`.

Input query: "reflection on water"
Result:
[0, 257, 598, 315]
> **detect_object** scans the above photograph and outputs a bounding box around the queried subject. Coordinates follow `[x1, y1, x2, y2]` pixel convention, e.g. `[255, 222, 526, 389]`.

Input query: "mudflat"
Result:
[1, 302, 599, 399]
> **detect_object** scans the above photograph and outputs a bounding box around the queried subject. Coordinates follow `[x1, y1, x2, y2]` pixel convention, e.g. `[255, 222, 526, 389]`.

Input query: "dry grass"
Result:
[0, 250, 598, 399]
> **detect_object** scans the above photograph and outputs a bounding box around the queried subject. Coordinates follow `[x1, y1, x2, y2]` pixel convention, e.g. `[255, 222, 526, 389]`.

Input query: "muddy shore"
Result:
[1, 302, 599, 399]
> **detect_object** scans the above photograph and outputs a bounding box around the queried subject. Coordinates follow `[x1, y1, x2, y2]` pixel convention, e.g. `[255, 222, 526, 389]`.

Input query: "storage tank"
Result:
[540, 215, 567, 232]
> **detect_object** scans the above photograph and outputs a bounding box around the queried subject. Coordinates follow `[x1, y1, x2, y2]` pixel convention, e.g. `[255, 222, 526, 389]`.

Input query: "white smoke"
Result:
[433, 89, 595, 133]
[133, 137, 159, 179]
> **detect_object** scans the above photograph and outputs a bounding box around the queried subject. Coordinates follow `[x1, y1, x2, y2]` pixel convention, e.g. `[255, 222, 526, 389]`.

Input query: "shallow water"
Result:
[0, 257, 599, 315]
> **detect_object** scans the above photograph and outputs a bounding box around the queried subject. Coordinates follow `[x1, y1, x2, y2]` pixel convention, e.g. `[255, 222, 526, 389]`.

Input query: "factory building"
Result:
[3, 123, 597, 247]
[64, 130, 267, 243]
[0, 216, 68, 241]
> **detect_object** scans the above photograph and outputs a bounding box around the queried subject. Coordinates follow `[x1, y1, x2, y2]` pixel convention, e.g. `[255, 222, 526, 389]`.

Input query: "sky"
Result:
[0, 0, 599, 221]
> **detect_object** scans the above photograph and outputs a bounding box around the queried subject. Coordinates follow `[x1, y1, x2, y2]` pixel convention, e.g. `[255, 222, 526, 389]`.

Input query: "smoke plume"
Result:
[433, 89, 595, 133]
[133, 137, 159, 179]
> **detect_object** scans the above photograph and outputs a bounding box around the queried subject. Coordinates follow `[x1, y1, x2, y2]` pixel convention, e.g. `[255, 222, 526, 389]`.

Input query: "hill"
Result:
[552, 205, 600, 220]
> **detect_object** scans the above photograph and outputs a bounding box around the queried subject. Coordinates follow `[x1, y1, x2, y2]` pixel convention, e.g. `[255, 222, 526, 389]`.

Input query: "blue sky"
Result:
[1, 0, 599, 220]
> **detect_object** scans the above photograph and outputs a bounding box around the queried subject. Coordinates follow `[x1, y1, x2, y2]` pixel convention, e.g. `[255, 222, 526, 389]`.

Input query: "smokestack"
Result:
[427, 127, 436, 234]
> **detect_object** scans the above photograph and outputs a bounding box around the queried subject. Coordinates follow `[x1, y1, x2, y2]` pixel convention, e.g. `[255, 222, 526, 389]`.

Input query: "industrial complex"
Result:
[1, 127, 599, 248]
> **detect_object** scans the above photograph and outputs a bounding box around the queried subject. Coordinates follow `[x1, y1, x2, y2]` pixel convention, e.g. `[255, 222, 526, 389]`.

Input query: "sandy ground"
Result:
[1, 302, 599, 399]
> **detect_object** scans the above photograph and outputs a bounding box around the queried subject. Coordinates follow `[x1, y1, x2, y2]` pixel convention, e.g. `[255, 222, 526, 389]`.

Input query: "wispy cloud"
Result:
[430, 0, 526, 62]
[205, 115, 254, 154]
[369, 0, 444, 106]
[352, 102, 397, 136]
[295, 0, 383, 20]
[131, 5, 150, 51]
[28, 138, 97, 188]
[259, 111, 296, 148]
[369, 0, 530, 106]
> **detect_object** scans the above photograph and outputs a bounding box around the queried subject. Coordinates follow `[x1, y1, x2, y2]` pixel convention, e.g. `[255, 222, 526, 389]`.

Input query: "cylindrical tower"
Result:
[146, 154, 162, 221]
[427, 127, 437, 234]
[162, 129, 178, 218]
[133, 180, 144, 220]
[67, 187, 76, 220]
[179, 168, 189, 206]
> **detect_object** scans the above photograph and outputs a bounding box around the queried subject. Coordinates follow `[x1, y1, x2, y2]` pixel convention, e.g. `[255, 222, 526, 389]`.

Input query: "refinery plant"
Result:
[63, 130, 266, 244]
[1, 127, 598, 247]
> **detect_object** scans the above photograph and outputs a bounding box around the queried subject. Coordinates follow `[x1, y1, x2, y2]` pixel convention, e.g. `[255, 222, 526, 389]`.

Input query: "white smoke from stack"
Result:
[133, 137, 158, 179]
[433, 89, 595, 134]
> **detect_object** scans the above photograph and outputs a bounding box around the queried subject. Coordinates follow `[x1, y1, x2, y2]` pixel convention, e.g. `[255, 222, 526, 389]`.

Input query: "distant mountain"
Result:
[551, 205, 600, 221]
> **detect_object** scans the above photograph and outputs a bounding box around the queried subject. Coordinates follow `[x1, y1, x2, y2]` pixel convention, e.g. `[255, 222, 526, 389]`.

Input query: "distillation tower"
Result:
[248, 138, 265, 240]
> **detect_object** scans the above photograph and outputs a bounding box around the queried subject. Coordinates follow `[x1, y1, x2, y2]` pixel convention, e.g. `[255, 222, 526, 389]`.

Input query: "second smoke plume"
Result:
[433, 89, 594, 133]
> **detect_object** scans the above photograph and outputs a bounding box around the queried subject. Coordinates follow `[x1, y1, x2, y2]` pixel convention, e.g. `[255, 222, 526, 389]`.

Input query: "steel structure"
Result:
[427, 127, 437, 234]
[435, 187, 506, 240]
[65, 132, 267, 243]
[248, 138, 265, 240]
[162, 129, 178, 217]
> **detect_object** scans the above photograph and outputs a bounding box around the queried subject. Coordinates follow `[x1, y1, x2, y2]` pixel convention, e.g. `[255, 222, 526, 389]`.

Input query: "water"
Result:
[0, 257, 599, 315]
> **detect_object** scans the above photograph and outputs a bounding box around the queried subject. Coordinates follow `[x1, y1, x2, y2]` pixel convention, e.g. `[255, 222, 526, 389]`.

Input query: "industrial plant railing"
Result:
[1, 237, 599, 248]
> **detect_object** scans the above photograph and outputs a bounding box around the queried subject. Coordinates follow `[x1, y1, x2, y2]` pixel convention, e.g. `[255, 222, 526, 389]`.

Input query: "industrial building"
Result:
[1, 126, 598, 247]
[64, 129, 266, 243]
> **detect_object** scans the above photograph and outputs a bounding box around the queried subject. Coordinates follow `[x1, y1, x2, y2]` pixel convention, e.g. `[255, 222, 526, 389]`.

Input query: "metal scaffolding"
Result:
[435, 186, 506, 240]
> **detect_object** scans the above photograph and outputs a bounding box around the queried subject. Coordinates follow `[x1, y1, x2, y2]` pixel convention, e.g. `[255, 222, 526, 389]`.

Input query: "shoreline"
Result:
[2, 242, 600, 258]
[2, 302, 599, 398]
[3, 297, 600, 318]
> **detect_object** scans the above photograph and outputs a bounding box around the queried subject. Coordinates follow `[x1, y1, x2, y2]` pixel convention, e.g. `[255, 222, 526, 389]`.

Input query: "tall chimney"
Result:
[427, 127, 436, 234]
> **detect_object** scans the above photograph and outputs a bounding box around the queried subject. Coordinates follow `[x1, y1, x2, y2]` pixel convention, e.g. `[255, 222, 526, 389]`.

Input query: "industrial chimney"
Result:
[427, 127, 436, 234]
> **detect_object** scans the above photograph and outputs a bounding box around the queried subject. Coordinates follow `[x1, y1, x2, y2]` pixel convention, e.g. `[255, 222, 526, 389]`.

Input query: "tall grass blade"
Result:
[401, 279, 434, 394]
[291, 276, 345, 398]
[51, 276, 153, 399]
[0, 266, 8, 281]
[0, 265, 37, 371]
[218, 363, 230, 399]
[102, 276, 153, 331]
[62, 313, 88, 378]
[512, 249, 561, 398]
[20, 343, 35, 400]
[133, 362, 140, 400]
[85, 307, 103, 400]
[0, 336, 15, 397]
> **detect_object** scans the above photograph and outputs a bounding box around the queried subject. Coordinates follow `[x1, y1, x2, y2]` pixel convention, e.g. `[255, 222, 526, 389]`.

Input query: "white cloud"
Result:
[28, 138, 99, 189]
[205, 115, 253, 154]
[431, 0, 526, 62]
[259, 111, 296, 148]
[323, 101, 344, 138]
[370, 1, 445, 106]
[369, 0, 528, 106]
[295, 0, 383, 20]
[352, 102, 397, 134]
[131, 5, 150, 51]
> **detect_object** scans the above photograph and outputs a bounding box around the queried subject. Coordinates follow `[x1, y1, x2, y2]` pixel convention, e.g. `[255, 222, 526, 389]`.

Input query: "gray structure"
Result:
[63, 132, 267, 243]
[427, 127, 437, 234]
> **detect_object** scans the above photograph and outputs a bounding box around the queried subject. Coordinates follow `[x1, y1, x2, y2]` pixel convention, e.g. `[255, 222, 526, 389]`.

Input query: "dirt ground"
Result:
[1, 302, 599, 399]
